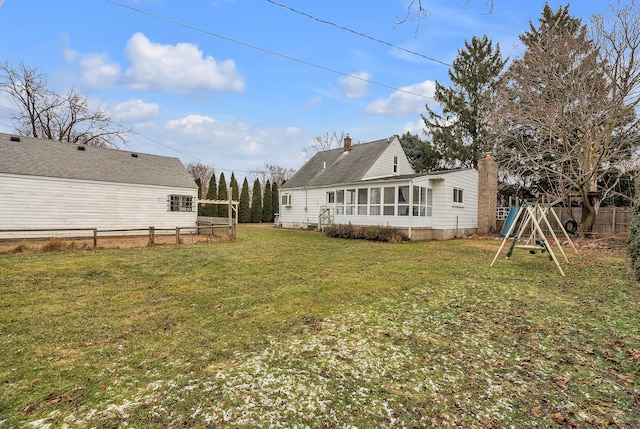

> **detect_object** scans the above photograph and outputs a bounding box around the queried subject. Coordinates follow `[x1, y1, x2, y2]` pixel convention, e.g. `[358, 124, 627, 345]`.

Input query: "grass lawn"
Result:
[1, 225, 639, 428]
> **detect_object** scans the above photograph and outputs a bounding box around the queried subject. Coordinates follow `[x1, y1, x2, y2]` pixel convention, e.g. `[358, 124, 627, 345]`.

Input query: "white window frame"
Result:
[281, 192, 292, 207]
[453, 188, 464, 205]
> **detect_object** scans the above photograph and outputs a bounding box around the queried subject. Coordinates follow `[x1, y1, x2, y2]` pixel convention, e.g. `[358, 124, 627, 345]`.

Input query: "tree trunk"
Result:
[579, 190, 598, 233]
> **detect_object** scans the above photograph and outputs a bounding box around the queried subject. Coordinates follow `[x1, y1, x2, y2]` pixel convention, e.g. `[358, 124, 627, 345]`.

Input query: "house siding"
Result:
[278, 169, 479, 240]
[363, 139, 413, 180]
[0, 173, 197, 238]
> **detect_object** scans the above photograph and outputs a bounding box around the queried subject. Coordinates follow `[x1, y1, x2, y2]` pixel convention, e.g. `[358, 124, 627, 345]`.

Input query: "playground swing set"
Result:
[490, 202, 578, 276]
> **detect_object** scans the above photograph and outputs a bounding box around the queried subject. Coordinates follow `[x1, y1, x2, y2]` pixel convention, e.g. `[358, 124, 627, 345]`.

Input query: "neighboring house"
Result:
[279, 135, 496, 240]
[0, 133, 198, 239]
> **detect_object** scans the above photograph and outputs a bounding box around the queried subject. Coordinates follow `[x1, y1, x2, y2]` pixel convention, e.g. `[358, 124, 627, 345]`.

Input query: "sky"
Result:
[0, 0, 602, 180]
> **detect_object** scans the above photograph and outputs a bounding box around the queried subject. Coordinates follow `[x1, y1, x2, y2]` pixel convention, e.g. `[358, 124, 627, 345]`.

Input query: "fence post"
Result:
[176, 227, 180, 244]
[612, 207, 617, 235]
[93, 229, 97, 248]
[149, 226, 155, 245]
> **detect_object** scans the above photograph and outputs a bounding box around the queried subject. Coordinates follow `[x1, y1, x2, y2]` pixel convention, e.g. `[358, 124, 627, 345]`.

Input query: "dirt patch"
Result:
[0, 233, 230, 254]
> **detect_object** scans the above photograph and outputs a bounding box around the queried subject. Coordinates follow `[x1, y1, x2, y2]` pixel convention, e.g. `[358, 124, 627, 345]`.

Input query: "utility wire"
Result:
[266, 0, 451, 67]
[105, 0, 434, 100]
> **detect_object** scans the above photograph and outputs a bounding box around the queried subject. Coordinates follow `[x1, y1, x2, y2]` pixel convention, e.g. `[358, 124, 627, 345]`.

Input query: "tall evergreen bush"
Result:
[262, 180, 273, 222]
[217, 173, 228, 217]
[239, 178, 251, 223]
[250, 179, 263, 223]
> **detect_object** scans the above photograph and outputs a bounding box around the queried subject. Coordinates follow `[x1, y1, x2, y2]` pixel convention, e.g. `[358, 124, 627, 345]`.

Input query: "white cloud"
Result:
[339, 71, 371, 99]
[157, 114, 307, 172]
[108, 99, 159, 123]
[76, 33, 245, 94]
[366, 80, 436, 117]
[304, 96, 323, 110]
[80, 53, 121, 89]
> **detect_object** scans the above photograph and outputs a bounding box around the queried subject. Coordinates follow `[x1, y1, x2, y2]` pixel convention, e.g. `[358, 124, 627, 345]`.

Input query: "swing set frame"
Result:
[490, 202, 578, 276]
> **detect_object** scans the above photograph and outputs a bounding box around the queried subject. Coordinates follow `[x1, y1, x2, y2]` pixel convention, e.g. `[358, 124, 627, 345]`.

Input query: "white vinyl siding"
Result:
[0, 173, 197, 238]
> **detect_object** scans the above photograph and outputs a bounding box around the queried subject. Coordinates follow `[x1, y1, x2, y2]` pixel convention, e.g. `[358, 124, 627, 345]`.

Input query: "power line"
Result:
[266, 0, 451, 67]
[105, 0, 434, 101]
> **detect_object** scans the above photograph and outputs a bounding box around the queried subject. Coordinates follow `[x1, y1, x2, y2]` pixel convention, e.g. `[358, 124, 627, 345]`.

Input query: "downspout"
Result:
[304, 186, 308, 227]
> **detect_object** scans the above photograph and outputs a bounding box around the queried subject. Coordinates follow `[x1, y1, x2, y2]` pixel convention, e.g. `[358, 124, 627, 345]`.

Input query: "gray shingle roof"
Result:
[282, 138, 393, 189]
[0, 133, 197, 189]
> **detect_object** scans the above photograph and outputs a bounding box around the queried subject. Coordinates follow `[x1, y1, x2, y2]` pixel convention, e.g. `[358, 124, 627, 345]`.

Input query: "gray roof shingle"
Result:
[0, 133, 197, 189]
[282, 138, 393, 189]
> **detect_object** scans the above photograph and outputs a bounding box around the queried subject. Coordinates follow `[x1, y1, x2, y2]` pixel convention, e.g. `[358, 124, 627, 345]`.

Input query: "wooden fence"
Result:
[0, 221, 235, 247]
[497, 206, 632, 236]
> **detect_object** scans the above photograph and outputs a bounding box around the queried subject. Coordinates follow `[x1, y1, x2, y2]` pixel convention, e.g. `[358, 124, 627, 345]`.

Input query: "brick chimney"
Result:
[477, 154, 498, 234]
[343, 134, 352, 152]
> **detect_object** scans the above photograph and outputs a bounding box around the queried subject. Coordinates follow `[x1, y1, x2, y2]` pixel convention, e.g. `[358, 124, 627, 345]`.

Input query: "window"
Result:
[427, 188, 433, 216]
[169, 195, 194, 212]
[393, 156, 398, 173]
[281, 193, 292, 207]
[357, 188, 368, 215]
[398, 186, 410, 216]
[327, 191, 335, 204]
[453, 188, 464, 204]
[369, 187, 381, 215]
[345, 189, 356, 215]
[336, 190, 345, 215]
[383, 186, 395, 216]
[412, 186, 427, 217]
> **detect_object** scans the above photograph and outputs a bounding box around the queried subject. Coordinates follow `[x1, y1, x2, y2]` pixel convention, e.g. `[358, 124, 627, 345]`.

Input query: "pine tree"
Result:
[239, 178, 251, 223]
[262, 180, 273, 223]
[203, 173, 217, 217]
[250, 178, 263, 223]
[271, 181, 279, 218]
[217, 173, 228, 217]
[230, 173, 239, 221]
[194, 178, 203, 216]
[423, 35, 506, 168]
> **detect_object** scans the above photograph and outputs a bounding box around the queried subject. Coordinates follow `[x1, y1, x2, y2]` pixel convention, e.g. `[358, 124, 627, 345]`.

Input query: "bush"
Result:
[323, 224, 408, 242]
[629, 176, 640, 280]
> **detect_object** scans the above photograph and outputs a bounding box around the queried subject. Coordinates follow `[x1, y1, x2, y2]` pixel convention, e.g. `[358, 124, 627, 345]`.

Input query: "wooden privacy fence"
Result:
[497, 206, 632, 235]
[0, 223, 235, 248]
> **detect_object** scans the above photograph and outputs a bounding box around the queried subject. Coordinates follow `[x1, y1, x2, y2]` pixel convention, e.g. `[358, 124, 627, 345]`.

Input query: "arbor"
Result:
[239, 178, 251, 223]
[217, 173, 228, 217]
[0, 62, 128, 148]
[250, 179, 263, 223]
[422, 35, 506, 168]
[262, 180, 273, 223]
[487, 3, 640, 232]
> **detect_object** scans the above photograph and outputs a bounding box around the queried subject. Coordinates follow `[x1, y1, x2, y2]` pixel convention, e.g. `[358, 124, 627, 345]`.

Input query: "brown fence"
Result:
[497, 206, 632, 236]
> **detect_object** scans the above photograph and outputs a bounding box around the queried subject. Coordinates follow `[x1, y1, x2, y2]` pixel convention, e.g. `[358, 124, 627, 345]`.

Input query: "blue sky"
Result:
[0, 0, 600, 179]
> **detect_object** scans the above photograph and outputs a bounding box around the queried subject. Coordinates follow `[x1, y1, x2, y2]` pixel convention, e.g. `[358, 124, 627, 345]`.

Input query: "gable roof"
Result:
[0, 133, 197, 189]
[282, 137, 395, 189]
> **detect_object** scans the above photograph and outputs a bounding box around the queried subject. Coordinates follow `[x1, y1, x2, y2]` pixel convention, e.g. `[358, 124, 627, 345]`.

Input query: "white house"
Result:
[0, 133, 198, 239]
[279, 135, 495, 240]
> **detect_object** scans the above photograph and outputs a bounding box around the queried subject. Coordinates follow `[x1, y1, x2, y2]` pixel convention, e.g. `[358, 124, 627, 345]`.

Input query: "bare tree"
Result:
[0, 62, 128, 148]
[486, 3, 640, 232]
[186, 162, 215, 196]
[302, 130, 345, 161]
[396, 1, 493, 32]
[248, 163, 296, 187]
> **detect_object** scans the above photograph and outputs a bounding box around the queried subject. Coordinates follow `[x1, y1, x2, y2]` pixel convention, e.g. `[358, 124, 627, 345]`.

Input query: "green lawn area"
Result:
[1, 225, 639, 428]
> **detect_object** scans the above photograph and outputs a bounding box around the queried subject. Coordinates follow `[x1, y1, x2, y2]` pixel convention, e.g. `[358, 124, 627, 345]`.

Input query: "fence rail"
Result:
[496, 206, 632, 235]
[0, 223, 235, 247]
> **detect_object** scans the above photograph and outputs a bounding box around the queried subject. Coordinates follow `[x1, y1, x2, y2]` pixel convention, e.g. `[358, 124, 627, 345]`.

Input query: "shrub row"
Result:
[322, 224, 408, 243]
